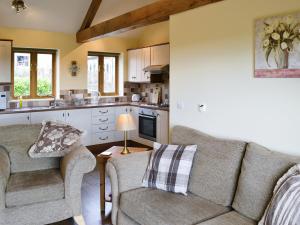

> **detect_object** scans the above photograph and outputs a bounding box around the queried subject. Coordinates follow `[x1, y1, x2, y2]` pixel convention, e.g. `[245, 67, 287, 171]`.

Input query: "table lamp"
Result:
[116, 113, 136, 154]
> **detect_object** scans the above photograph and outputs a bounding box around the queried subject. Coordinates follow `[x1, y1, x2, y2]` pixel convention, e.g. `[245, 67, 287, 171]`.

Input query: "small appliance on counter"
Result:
[0, 92, 7, 110]
[131, 94, 141, 102]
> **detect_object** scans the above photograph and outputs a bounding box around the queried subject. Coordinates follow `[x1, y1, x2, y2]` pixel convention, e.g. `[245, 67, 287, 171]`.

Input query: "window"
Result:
[12, 48, 56, 98]
[88, 52, 119, 96]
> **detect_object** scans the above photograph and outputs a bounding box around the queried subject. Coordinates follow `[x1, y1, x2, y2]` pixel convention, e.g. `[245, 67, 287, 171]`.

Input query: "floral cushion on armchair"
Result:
[28, 121, 83, 158]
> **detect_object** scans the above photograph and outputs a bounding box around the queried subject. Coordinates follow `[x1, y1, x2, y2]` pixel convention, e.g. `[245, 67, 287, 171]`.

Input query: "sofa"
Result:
[0, 124, 96, 225]
[106, 125, 300, 225]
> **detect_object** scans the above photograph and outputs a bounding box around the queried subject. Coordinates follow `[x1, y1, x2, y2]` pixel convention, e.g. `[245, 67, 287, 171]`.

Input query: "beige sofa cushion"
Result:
[197, 211, 255, 225]
[6, 169, 64, 208]
[172, 126, 246, 206]
[232, 143, 300, 221]
[120, 188, 230, 225]
[0, 125, 60, 173]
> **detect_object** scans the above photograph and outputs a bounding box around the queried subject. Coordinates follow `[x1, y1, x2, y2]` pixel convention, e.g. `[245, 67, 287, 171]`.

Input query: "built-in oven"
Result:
[139, 108, 157, 141]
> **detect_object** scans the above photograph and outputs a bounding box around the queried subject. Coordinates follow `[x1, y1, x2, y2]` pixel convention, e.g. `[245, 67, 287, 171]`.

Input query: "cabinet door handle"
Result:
[99, 110, 108, 114]
[99, 118, 109, 122]
[63, 113, 65, 117]
[125, 108, 128, 112]
[130, 108, 133, 112]
[27, 115, 30, 121]
[99, 126, 108, 130]
[67, 113, 70, 117]
[99, 136, 108, 140]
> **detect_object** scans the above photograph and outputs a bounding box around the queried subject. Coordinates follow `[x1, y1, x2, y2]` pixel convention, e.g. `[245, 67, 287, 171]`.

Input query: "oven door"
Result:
[139, 114, 157, 141]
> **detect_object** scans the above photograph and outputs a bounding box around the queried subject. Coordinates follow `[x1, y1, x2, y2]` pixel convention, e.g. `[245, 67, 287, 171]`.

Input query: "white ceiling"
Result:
[0, 0, 157, 34]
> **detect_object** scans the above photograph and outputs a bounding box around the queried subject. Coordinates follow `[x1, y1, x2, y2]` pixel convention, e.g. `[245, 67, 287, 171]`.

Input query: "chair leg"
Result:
[73, 215, 86, 225]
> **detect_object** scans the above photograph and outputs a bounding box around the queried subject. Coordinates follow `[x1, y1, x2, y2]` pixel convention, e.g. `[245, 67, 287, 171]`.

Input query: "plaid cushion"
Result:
[142, 142, 197, 195]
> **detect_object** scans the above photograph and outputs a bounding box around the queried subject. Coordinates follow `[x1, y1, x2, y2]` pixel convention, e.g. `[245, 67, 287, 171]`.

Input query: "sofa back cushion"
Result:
[0, 124, 60, 173]
[232, 143, 300, 221]
[172, 126, 246, 206]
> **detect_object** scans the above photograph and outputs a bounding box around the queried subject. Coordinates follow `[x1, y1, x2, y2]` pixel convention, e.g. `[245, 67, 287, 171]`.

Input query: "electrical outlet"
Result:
[198, 104, 207, 112]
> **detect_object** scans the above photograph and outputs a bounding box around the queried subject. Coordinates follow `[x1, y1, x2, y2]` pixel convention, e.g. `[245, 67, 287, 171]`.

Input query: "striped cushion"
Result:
[142, 142, 197, 195]
[259, 164, 300, 225]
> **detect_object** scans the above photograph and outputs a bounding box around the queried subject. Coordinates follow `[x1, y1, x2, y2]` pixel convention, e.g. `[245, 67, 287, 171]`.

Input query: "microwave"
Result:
[0, 92, 7, 110]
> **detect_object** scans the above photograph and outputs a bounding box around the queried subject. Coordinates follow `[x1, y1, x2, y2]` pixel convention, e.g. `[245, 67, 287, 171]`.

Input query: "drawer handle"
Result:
[99, 110, 109, 114]
[99, 126, 109, 130]
[99, 136, 109, 140]
[99, 118, 109, 122]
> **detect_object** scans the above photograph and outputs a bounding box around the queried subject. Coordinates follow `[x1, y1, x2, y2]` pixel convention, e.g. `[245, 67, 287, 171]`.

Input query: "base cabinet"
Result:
[0, 106, 169, 147]
[0, 113, 30, 126]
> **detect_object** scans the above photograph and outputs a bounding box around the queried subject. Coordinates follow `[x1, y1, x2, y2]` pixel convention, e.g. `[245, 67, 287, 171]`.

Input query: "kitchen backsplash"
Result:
[124, 81, 169, 103]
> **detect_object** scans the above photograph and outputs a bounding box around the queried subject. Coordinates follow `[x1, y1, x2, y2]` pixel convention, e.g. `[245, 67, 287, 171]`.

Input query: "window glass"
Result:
[14, 52, 30, 97]
[87, 56, 99, 93]
[37, 54, 53, 96]
[103, 56, 116, 93]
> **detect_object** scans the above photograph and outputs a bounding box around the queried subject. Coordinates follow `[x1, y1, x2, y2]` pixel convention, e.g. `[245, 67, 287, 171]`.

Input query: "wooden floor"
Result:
[50, 169, 112, 225]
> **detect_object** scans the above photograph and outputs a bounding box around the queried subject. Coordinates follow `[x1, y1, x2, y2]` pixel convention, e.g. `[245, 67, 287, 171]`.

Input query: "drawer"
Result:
[92, 123, 115, 133]
[92, 131, 115, 144]
[92, 115, 115, 124]
[92, 107, 115, 116]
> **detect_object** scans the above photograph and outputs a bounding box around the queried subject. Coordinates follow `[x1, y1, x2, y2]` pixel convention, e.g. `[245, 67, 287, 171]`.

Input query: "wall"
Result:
[0, 27, 138, 92]
[170, 0, 300, 155]
[137, 21, 169, 47]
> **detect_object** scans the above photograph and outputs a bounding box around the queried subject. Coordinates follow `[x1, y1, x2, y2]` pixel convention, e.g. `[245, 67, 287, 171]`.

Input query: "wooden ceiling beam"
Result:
[79, 0, 102, 31]
[76, 0, 223, 43]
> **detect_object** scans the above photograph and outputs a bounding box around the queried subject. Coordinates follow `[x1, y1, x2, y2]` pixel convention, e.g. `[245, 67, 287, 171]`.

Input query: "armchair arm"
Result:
[60, 145, 96, 215]
[0, 147, 10, 210]
[106, 151, 152, 225]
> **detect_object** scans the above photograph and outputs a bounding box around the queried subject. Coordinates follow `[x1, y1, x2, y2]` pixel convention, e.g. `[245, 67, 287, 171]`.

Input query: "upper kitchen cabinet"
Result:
[0, 40, 12, 84]
[128, 49, 138, 82]
[128, 47, 151, 82]
[150, 44, 170, 66]
[127, 44, 169, 83]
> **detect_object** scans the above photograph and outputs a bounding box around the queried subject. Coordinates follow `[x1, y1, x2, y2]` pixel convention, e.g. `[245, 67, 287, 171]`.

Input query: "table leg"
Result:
[99, 161, 106, 213]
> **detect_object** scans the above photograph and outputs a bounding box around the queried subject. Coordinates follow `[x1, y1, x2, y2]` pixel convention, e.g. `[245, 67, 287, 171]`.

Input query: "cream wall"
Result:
[170, 0, 300, 155]
[137, 21, 169, 47]
[0, 27, 138, 91]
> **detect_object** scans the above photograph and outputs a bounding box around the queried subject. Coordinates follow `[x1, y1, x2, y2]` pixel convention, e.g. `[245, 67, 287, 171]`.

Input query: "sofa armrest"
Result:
[0, 147, 10, 210]
[106, 151, 152, 225]
[60, 145, 96, 215]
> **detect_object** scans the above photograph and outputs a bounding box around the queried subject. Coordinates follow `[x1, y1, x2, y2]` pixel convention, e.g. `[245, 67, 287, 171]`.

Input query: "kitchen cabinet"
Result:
[0, 113, 30, 126]
[92, 107, 116, 145]
[151, 44, 170, 66]
[0, 40, 12, 84]
[128, 49, 138, 82]
[65, 109, 92, 146]
[30, 109, 92, 146]
[127, 44, 169, 83]
[156, 110, 169, 144]
[30, 111, 65, 124]
[128, 106, 139, 141]
[139, 48, 151, 82]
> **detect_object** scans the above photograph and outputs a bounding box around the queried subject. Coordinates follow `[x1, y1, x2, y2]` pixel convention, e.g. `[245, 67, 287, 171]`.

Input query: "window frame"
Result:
[11, 48, 56, 99]
[88, 52, 119, 96]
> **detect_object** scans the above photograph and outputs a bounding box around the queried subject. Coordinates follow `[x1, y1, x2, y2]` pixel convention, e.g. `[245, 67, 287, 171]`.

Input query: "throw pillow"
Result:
[28, 121, 83, 158]
[259, 164, 300, 225]
[142, 142, 197, 195]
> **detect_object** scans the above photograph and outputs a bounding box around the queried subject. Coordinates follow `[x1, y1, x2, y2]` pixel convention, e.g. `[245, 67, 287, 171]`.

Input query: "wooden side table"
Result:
[97, 146, 149, 214]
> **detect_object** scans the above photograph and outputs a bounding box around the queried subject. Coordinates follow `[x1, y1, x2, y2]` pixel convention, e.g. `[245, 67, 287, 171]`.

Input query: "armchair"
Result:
[0, 124, 96, 225]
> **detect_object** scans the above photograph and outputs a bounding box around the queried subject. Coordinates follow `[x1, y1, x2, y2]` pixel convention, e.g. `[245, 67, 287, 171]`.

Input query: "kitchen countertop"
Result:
[0, 102, 169, 115]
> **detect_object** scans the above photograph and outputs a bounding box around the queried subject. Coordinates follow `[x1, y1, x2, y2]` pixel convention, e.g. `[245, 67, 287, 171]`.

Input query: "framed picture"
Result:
[255, 12, 300, 78]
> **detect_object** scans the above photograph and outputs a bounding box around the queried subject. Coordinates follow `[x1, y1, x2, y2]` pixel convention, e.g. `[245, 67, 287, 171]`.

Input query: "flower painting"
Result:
[255, 12, 300, 78]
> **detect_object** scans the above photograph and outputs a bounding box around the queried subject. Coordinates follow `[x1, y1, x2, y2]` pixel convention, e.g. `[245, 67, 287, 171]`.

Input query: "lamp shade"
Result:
[116, 114, 136, 131]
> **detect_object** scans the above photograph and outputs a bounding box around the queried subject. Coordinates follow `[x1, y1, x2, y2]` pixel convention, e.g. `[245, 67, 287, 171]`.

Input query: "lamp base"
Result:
[121, 147, 131, 155]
